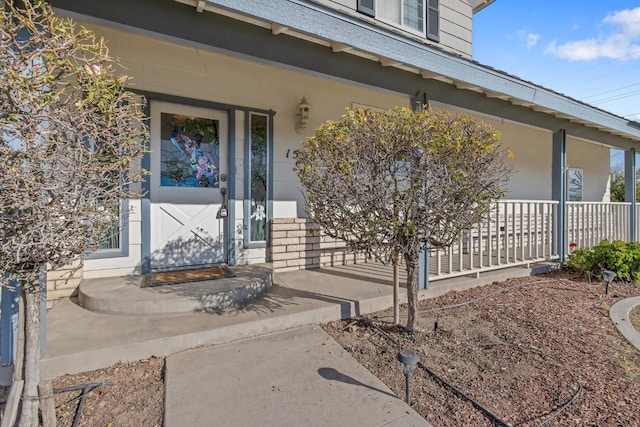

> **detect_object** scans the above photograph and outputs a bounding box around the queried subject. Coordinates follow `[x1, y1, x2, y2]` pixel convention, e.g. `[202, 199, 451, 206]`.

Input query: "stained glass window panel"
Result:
[160, 112, 219, 188]
[250, 114, 268, 242]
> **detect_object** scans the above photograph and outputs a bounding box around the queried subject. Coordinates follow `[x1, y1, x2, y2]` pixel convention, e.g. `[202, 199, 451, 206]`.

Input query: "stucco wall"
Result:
[433, 104, 611, 202]
[79, 21, 610, 278]
[80, 22, 408, 276]
[567, 137, 611, 202]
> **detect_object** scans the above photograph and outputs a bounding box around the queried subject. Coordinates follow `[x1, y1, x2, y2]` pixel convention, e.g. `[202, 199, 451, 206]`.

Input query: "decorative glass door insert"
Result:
[160, 113, 220, 188]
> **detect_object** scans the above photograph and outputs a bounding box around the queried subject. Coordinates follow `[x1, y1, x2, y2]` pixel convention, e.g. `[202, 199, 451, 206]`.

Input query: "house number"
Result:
[286, 149, 299, 159]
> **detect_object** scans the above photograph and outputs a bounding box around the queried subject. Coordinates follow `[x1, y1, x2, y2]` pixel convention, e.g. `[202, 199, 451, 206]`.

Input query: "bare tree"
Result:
[0, 1, 147, 424]
[295, 107, 513, 331]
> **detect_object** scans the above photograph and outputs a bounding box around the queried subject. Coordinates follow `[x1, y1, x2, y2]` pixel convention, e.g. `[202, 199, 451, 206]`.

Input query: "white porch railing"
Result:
[567, 202, 631, 249]
[429, 200, 559, 281]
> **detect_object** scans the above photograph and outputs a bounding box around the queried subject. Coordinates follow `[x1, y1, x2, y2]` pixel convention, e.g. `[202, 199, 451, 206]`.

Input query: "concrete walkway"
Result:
[165, 326, 429, 426]
[610, 296, 640, 352]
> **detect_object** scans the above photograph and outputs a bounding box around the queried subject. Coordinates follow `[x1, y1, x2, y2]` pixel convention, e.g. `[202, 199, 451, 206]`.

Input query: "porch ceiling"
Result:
[48, 0, 640, 150]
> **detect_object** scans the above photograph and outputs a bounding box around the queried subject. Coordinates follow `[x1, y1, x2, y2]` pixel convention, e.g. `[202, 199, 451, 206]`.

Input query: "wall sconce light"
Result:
[295, 97, 311, 133]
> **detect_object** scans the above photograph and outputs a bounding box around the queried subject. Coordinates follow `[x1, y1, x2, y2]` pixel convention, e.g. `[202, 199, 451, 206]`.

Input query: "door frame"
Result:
[136, 91, 275, 274]
[148, 100, 229, 271]
[138, 92, 235, 274]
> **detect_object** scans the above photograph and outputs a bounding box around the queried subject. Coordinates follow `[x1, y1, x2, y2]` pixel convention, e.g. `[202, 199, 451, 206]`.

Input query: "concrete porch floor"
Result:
[40, 262, 548, 380]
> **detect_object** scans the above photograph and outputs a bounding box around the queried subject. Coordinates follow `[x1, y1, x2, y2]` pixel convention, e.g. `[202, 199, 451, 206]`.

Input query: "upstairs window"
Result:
[403, 0, 424, 33]
[373, 0, 440, 42]
[357, 0, 375, 17]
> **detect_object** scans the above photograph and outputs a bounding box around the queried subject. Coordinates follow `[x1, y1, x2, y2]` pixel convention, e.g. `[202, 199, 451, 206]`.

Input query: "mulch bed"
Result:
[322, 270, 640, 426]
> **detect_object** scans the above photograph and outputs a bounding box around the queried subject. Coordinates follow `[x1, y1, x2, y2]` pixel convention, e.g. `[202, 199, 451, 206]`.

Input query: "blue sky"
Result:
[473, 1, 640, 169]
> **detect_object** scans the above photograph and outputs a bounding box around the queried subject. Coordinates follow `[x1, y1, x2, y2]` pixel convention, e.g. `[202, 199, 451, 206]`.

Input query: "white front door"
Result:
[149, 101, 228, 270]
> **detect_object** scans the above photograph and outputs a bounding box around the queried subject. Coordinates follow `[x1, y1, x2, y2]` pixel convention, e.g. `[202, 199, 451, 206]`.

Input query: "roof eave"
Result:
[188, 0, 639, 145]
[470, 0, 496, 14]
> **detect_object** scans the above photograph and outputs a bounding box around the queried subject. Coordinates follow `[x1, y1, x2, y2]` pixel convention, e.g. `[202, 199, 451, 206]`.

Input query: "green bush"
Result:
[565, 240, 640, 283]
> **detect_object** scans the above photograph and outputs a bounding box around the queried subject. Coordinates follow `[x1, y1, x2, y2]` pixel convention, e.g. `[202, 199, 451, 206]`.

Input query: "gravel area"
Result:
[0, 358, 164, 426]
[322, 271, 640, 426]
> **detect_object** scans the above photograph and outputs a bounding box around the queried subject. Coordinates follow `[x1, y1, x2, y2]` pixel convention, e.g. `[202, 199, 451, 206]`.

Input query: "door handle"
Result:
[219, 187, 228, 218]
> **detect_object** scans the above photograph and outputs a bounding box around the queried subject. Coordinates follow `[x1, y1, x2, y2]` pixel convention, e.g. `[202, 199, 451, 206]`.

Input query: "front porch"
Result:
[271, 200, 638, 286]
[39, 262, 548, 380]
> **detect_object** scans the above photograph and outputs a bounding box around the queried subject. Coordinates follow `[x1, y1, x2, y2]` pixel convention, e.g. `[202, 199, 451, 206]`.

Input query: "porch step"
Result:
[77, 264, 273, 316]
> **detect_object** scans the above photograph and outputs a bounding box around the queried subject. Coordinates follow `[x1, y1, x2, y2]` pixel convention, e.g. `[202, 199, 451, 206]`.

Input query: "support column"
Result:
[552, 130, 567, 263]
[418, 248, 429, 289]
[625, 149, 637, 241]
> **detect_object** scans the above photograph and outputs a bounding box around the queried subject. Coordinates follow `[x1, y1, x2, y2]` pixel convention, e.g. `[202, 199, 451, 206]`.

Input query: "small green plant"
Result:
[564, 247, 594, 272]
[565, 240, 640, 283]
[613, 358, 638, 380]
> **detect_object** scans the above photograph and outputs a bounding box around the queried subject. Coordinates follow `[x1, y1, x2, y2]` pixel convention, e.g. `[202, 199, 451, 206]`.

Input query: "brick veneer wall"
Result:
[46, 258, 83, 302]
[269, 219, 367, 272]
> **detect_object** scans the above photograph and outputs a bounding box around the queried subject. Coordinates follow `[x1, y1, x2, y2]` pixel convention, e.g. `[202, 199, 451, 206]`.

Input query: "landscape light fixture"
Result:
[602, 270, 616, 295]
[396, 348, 419, 405]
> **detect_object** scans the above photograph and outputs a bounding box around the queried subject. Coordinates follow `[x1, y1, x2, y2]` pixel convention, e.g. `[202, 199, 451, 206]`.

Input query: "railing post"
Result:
[552, 130, 567, 262]
[625, 149, 637, 242]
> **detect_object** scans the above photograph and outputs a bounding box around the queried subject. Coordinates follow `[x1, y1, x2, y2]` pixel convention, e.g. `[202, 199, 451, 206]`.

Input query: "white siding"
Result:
[439, 0, 473, 56]
[314, 0, 473, 57]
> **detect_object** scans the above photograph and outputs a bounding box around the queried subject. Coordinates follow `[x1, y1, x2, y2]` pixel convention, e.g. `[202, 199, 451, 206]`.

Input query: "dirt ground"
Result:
[52, 357, 164, 426]
[0, 357, 164, 426]
[1, 270, 639, 426]
[323, 271, 640, 426]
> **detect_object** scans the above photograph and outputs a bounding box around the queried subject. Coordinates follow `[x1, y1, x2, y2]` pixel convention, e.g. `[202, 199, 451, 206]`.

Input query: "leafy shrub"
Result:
[565, 240, 640, 283]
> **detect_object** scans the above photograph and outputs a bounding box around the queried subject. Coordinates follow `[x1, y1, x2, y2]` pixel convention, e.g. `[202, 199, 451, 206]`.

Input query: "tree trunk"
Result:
[404, 252, 419, 332]
[19, 281, 41, 427]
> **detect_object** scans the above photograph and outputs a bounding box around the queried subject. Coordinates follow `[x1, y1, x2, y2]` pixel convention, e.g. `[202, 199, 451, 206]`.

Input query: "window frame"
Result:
[567, 168, 584, 202]
[401, 0, 425, 36]
[357, 0, 375, 17]
[373, 0, 439, 42]
[243, 111, 274, 249]
[85, 198, 130, 259]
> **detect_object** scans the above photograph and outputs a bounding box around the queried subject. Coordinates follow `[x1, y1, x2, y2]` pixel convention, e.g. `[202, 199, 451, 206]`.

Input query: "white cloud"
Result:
[547, 7, 640, 61]
[604, 7, 640, 38]
[527, 33, 541, 49]
[516, 29, 542, 50]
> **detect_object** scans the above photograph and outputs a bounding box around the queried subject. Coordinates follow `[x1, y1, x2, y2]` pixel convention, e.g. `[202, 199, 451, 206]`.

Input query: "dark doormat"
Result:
[142, 265, 235, 288]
